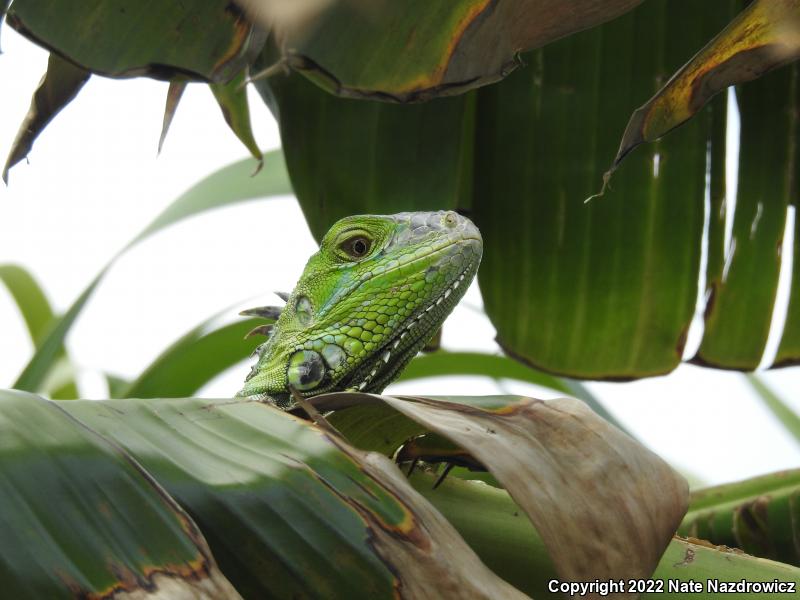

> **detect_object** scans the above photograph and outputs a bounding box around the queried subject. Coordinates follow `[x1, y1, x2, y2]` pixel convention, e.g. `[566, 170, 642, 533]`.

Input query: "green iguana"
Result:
[238, 211, 483, 406]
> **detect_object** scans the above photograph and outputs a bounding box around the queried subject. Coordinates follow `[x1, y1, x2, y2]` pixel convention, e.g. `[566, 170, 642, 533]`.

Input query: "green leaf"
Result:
[242, 0, 641, 100]
[396, 351, 629, 433]
[0, 264, 54, 343]
[0, 264, 79, 398]
[13, 271, 101, 393]
[7, 0, 256, 82]
[680, 469, 800, 566]
[654, 537, 800, 598]
[475, 2, 730, 378]
[105, 373, 131, 399]
[613, 0, 800, 167]
[774, 73, 800, 368]
[258, 67, 471, 241]
[266, 1, 786, 379]
[747, 375, 800, 443]
[693, 65, 797, 369]
[211, 70, 263, 168]
[416, 471, 800, 599]
[13, 149, 291, 393]
[2, 52, 90, 183]
[131, 149, 291, 245]
[0, 389, 237, 597]
[120, 318, 263, 398]
[398, 351, 570, 391]
[62, 395, 524, 598]
[776, 202, 800, 365]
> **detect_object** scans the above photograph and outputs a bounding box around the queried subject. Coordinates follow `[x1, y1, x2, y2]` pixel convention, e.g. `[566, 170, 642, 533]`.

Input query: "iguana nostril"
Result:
[287, 350, 325, 390]
[443, 211, 458, 228]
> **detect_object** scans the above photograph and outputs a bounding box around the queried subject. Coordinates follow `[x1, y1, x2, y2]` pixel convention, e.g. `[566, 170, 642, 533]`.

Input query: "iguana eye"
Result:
[340, 236, 371, 259]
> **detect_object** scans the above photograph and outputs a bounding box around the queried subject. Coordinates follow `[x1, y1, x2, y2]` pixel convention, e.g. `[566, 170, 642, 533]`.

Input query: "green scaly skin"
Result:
[238, 211, 483, 407]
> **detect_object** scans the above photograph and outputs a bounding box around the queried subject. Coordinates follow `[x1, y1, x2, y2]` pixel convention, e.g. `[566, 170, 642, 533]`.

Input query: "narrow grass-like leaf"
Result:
[121, 318, 262, 398]
[0, 264, 54, 343]
[680, 469, 800, 566]
[13, 271, 101, 392]
[3, 52, 89, 183]
[397, 351, 570, 392]
[395, 351, 627, 433]
[0, 389, 238, 597]
[131, 149, 290, 245]
[0, 264, 78, 398]
[105, 373, 131, 399]
[747, 375, 800, 444]
[13, 150, 291, 393]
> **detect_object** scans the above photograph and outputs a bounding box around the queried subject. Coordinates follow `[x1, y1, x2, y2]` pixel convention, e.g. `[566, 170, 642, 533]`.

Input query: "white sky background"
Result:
[1, 27, 799, 486]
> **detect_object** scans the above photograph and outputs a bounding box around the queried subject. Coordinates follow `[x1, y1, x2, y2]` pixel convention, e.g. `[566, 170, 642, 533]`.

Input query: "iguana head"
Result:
[239, 211, 482, 406]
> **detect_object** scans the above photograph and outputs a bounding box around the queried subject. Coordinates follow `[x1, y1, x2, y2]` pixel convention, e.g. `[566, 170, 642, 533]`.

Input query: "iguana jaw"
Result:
[238, 211, 482, 406]
[336, 249, 479, 394]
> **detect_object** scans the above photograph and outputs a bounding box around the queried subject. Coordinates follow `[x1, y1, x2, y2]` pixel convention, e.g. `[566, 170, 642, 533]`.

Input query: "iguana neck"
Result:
[238, 211, 482, 407]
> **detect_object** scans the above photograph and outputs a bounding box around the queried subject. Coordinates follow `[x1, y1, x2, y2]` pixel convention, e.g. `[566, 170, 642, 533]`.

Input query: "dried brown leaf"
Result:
[613, 0, 800, 169]
[3, 53, 90, 183]
[158, 81, 187, 155]
[380, 395, 689, 597]
[319, 417, 531, 599]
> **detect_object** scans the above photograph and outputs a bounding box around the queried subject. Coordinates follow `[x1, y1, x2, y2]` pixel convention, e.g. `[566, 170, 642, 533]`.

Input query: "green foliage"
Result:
[3, 1, 800, 596]
[0, 390, 233, 598]
[10, 149, 290, 397]
[0, 389, 700, 597]
[681, 469, 800, 566]
[5, 0, 800, 375]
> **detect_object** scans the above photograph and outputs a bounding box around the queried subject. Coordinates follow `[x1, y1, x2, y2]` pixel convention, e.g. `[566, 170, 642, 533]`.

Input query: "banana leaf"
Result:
[1, 388, 694, 597]
[261, 0, 739, 379]
[680, 469, 800, 566]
